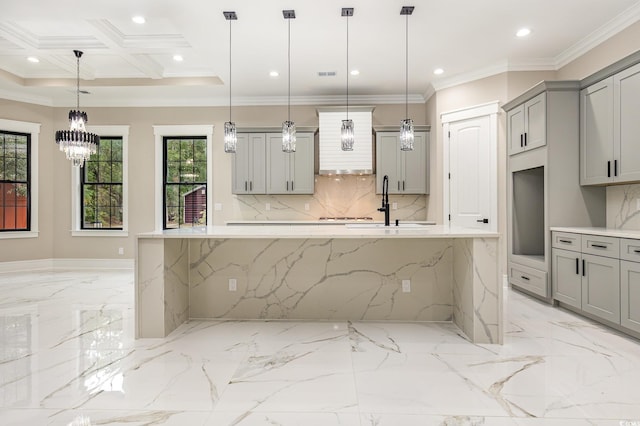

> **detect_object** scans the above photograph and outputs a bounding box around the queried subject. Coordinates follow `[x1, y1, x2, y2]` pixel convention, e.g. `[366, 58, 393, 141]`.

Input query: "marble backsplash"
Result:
[607, 184, 640, 229]
[227, 175, 428, 222]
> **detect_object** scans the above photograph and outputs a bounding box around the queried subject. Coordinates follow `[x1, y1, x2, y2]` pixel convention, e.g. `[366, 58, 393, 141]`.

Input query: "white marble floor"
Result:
[1, 270, 640, 426]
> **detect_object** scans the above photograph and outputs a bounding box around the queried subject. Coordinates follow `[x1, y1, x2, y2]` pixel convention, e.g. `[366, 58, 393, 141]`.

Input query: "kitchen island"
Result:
[135, 225, 502, 343]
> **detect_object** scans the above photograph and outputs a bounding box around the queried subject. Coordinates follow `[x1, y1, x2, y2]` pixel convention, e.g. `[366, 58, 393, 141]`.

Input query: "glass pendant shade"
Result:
[341, 119, 354, 151]
[55, 50, 99, 167]
[400, 118, 415, 151]
[224, 121, 237, 153]
[282, 120, 296, 153]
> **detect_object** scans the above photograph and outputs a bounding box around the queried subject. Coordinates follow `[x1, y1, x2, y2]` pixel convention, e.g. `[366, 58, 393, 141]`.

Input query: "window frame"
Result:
[71, 125, 129, 237]
[0, 119, 39, 240]
[153, 125, 214, 232]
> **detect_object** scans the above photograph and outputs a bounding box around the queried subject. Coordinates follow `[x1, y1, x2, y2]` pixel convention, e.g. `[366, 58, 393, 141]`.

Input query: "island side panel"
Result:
[452, 239, 474, 340]
[164, 238, 190, 336]
[472, 238, 501, 344]
[136, 238, 166, 338]
[189, 238, 453, 321]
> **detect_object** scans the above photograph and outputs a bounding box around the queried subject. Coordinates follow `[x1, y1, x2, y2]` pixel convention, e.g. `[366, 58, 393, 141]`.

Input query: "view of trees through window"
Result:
[0, 131, 29, 231]
[163, 136, 207, 229]
[81, 137, 123, 229]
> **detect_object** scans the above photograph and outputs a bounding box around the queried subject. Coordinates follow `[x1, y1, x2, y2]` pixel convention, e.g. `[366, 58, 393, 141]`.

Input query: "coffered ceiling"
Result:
[1, 0, 639, 107]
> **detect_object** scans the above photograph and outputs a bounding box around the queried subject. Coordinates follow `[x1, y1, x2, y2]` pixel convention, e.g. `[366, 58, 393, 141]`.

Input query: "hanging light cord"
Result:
[346, 14, 349, 121]
[76, 53, 80, 110]
[229, 19, 232, 122]
[405, 13, 408, 119]
[287, 18, 291, 121]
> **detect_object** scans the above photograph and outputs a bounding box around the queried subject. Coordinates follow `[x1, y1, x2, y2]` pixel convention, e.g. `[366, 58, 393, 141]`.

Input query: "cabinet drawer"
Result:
[581, 234, 619, 258]
[509, 262, 547, 296]
[551, 232, 581, 251]
[620, 238, 640, 263]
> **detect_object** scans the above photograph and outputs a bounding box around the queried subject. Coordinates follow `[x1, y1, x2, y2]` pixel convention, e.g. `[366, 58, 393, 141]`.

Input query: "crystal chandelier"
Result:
[400, 6, 415, 151]
[223, 11, 238, 153]
[55, 50, 99, 167]
[282, 10, 296, 153]
[341, 8, 354, 151]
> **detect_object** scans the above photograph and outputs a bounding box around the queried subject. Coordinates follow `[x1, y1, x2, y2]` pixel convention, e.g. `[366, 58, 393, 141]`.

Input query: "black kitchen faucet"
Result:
[378, 174, 390, 226]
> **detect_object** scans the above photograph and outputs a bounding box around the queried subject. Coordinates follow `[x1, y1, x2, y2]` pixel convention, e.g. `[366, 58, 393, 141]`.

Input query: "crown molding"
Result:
[0, 88, 53, 106]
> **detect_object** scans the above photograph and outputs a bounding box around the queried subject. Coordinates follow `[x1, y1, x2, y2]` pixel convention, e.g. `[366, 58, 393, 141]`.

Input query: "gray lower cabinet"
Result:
[551, 248, 582, 309]
[581, 253, 620, 323]
[621, 260, 640, 333]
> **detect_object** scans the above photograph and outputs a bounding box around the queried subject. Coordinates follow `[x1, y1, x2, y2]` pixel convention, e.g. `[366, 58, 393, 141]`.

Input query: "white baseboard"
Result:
[0, 258, 134, 273]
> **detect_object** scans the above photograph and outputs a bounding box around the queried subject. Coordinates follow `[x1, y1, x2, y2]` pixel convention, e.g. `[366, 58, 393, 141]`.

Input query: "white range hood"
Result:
[317, 106, 374, 175]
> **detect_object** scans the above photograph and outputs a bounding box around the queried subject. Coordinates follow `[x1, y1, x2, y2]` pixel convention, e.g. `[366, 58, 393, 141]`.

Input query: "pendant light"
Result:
[223, 11, 238, 153]
[341, 8, 354, 151]
[282, 10, 296, 153]
[55, 50, 99, 167]
[400, 6, 415, 151]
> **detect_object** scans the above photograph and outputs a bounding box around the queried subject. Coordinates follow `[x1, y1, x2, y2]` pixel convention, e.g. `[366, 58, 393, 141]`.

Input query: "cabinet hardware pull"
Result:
[582, 259, 586, 276]
[591, 244, 607, 249]
[286, 181, 289, 191]
[559, 239, 572, 244]
[521, 276, 530, 281]
[615, 159, 618, 177]
[608, 161, 611, 178]
[576, 258, 579, 275]
[634, 249, 640, 253]
[476, 218, 489, 224]
[524, 132, 527, 146]
[520, 134, 523, 148]
[291, 181, 294, 191]
[398, 181, 400, 191]
[250, 181, 253, 191]
[245, 181, 248, 191]
[403, 181, 405, 191]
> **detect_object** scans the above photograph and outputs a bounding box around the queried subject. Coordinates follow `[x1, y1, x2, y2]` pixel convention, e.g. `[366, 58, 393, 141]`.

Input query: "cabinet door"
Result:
[266, 133, 290, 194]
[621, 260, 640, 333]
[507, 105, 525, 155]
[614, 63, 640, 183]
[232, 134, 250, 194]
[376, 133, 401, 193]
[524, 92, 546, 151]
[552, 248, 582, 309]
[581, 253, 620, 323]
[580, 77, 614, 185]
[248, 133, 266, 194]
[290, 133, 314, 194]
[401, 132, 428, 194]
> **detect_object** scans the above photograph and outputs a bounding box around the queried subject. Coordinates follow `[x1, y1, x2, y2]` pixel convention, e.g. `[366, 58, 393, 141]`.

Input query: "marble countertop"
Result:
[225, 220, 437, 225]
[138, 224, 500, 239]
[551, 226, 640, 239]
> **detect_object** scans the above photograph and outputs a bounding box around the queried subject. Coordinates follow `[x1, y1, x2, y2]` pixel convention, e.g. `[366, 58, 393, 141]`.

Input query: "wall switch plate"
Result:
[266, 203, 271, 211]
[392, 202, 398, 210]
[214, 203, 222, 211]
[228, 278, 237, 291]
[304, 203, 310, 211]
[402, 279, 411, 293]
[118, 247, 124, 255]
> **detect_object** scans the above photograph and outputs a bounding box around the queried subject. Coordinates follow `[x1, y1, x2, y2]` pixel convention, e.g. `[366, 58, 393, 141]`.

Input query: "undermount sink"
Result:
[345, 223, 432, 229]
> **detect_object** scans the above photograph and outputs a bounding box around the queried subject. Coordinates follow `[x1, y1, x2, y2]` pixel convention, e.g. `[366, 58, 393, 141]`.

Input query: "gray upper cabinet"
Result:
[581, 62, 640, 185]
[232, 133, 266, 194]
[376, 131, 429, 194]
[266, 132, 314, 194]
[507, 92, 546, 155]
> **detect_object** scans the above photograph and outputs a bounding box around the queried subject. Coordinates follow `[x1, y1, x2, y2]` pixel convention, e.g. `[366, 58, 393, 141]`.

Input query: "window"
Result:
[163, 136, 207, 229]
[153, 125, 213, 231]
[71, 125, 128, 237]
[81, 137, 123, 229]
[0, 131, 29, 231]
[0, 119, 41, 238]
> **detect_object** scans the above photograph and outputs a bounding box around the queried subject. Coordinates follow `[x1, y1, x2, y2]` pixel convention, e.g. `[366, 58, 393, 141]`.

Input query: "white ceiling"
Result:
[1, 0, 639, 107]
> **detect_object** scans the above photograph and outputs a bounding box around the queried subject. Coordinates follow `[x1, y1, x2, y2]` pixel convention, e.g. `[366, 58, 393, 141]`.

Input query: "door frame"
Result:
[441, 101, 499, 232]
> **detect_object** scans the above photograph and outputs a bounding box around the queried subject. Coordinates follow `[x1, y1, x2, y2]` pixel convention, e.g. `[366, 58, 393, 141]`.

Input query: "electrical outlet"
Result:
[402, 279, 411, 293]
[304, 203, 310, 211]
[118, 247, 124, 255]
[392, 202, 398, 210]
[214, 203, 222, 211]
[228, 278, 237, 292]
[266, 203, 271, 211]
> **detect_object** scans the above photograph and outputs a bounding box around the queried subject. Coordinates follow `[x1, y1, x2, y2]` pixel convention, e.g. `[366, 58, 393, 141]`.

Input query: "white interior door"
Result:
[449, 116, 491, 229]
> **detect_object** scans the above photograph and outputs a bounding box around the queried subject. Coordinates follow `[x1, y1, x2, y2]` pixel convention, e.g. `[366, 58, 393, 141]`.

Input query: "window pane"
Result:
[0, 131, 30, 232]
[180, 163, 195, 182]
[84, 162, 98, 183]
[193, 161, 207, 182]
[99, 139, 112, 160]
[111, 139, 122, 161]
[99, 161, 112, 182]
[165, 206, 179, 229]
[111, 162, 122, 183]
[111, 185, 123, 207]
[180, 140, 193, 161]
[166, 162, 180, 183]
[165, 185, 179, 211]
[193, 139, 206, 162]
[111, 206, 123, 228]
[16, 158, 27, 181]
[97, 185, 111, 208]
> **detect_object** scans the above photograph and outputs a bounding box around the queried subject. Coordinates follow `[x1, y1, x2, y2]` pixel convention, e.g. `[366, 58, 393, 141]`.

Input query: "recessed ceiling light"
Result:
[350, 69, 360, 76]
[27, 57, 39, 63]
[269, 71, 279, 77]
[433, 68, 444, 75]
[516, 28, 531, 38]
[132, 16, 146, 24]
[173, 55, 183, 62]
